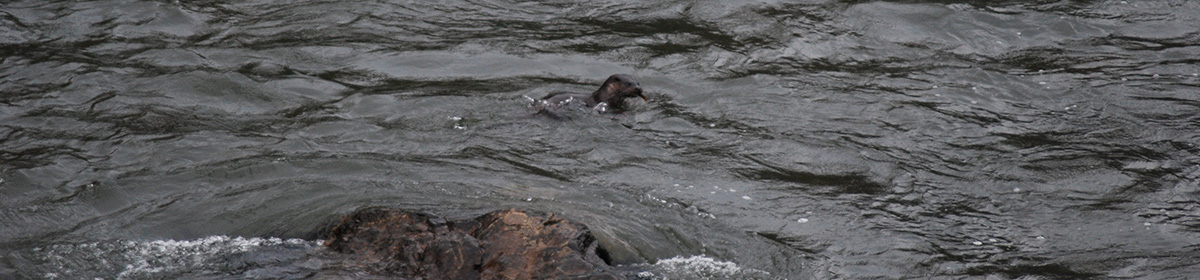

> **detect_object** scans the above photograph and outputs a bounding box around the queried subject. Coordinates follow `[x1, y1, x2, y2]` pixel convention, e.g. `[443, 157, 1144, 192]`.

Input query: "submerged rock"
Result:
[324, 208, 622, 279]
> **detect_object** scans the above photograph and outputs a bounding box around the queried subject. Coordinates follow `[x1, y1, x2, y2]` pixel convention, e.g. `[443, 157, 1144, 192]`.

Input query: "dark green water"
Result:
[3, 0, 1200, 279]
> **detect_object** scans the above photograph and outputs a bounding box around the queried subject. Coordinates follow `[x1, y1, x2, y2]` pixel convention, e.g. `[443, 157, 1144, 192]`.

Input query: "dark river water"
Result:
[3, 0, 1200, 279]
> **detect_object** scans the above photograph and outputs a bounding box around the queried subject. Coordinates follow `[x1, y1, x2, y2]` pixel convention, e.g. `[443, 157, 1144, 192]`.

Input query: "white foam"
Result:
[656, 255, 743, 275]
[34, 235, 320, 279]
[117, 236, 317, 278]
[652, 255, 771, 279]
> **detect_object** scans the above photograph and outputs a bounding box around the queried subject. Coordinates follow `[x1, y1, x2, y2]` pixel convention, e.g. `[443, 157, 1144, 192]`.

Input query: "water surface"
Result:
[3, 0, 1200, 279]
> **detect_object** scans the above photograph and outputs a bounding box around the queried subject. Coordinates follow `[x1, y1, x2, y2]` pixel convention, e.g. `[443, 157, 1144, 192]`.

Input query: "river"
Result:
[3, 0, 1200, 279]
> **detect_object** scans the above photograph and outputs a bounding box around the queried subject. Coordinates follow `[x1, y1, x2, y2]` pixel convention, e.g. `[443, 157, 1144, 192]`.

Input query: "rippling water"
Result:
[4, 0, 1200, 279]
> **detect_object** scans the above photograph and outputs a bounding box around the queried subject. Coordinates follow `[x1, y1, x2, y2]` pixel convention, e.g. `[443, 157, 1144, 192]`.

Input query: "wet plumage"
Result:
[534, 74, 647, 116]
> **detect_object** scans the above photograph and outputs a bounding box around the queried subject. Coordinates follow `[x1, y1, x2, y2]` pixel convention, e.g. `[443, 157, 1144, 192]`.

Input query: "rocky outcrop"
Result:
[324, 208, 622, 279]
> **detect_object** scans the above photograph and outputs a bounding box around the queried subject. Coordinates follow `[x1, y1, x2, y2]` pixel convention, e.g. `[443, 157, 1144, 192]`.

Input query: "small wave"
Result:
[633, 255, 776, 280]
[29, 236, 321, 279]
[116, 236, 318, 278]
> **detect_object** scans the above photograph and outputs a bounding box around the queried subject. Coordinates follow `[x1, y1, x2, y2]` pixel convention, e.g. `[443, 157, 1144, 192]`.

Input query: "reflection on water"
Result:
[3, 0, 1200, 279]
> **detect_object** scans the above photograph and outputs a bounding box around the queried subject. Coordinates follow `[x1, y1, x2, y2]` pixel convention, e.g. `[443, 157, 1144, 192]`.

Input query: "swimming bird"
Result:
[534, 74, 647, 115]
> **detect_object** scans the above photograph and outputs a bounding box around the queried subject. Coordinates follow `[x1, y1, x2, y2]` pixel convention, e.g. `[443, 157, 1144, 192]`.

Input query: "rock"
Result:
[324, 208, 623, 280]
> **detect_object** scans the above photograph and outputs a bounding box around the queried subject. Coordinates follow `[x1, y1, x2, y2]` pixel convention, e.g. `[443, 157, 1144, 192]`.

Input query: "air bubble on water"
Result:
[728, 188, 736, 193]
[797, 218, 809, 223]
[710, 191, 716, 194]
[1013, 187, 1021, 192]
[1038, 81, 1047, 85]
[932, 85, 938, 89]
[1143, 222, 1151, 226]
[1152, 74, 1159, 78]
[970, 100, 977, 104]
[988, 238, 997, 242]
[674, 183, 680, 187]
[1038, 69, 1044, 73]
[1036, 236, 1046, 240]
[741, 196, 751, 200]
[714, 186, 720, 189]
[594, 102, 608, 112]
[971, 86, 977, 90]
[1016, 32, 1022, 36]
[708, 123, 716, 127]
[688, 185, 694, 188]
[972, 241, 983, 246]
[450, 116, 466, 129]
[934, 94, 941, 97]
[524, 197, 533, 202]
[1122, 78, 1128, 81]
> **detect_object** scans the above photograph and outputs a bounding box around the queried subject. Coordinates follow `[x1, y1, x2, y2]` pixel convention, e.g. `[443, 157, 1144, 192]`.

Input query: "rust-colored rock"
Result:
[324, 208, 622, 280]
